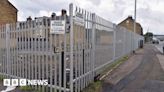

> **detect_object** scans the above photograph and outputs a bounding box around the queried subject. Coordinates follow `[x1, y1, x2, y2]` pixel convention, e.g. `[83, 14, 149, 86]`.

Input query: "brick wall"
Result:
[0, 0, 17, 25]
[118, 17, 143, 35]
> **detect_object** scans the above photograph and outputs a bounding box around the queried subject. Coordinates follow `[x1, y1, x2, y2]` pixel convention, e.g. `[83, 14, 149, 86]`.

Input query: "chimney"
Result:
[27, 16, 32, 21]
[128, 16, 133, 20]
[51, 13, 56, 19]
[61, 9, 67, 16]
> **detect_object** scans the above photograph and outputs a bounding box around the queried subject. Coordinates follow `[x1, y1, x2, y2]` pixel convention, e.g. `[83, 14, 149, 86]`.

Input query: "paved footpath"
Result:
[102, 44, 164, 92]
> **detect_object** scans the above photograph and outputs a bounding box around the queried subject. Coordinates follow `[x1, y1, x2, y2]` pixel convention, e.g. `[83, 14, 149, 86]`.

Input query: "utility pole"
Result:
[133, 0, 137, 53]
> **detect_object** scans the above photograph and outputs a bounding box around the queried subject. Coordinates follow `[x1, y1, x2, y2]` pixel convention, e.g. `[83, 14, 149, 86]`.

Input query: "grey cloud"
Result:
[137, 7, 164, 34]
[8, 0, 164, 34]
[88, 0, 101, 6]
[9, 0, 72, 20]
[111, 0, 164, 34]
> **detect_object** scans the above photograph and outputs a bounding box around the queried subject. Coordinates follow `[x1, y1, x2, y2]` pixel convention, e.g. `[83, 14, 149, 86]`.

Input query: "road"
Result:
[102, 44, 164, 92]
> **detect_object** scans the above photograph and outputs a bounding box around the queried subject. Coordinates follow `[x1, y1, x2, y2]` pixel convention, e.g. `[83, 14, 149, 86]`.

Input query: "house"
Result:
[118, 16, 143, 35]
[0, 0, 18, 25]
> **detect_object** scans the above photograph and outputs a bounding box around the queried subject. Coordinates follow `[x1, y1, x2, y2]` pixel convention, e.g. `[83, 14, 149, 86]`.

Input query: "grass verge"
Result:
[82, 56, 129, 92]
[0, 75, 4, 82]
[19, 86, 33, 91]
[100, 56, 129, 78]
[82, 81, 102, 92]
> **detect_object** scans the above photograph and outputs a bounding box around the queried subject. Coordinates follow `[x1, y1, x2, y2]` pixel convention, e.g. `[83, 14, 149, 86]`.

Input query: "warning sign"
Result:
[50, 20, 65, 34]
[74, 12, 84, 26]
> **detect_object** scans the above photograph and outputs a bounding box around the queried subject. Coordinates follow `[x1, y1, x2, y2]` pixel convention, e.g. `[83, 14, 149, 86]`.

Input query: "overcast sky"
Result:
[9, 0, 164, 35]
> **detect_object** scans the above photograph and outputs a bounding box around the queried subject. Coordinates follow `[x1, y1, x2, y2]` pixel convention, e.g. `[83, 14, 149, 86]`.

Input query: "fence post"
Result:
[131, 32, 133, 53]
[113, 24, 116, 61]
[69, 3, 74, 92]
[123, 29, 126, 55]
[6, 24, 10, 77]
[91, 13, 96, 80]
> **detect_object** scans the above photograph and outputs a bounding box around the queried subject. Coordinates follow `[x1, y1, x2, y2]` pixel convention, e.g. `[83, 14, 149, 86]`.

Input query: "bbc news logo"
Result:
[3, 79, 48, 86]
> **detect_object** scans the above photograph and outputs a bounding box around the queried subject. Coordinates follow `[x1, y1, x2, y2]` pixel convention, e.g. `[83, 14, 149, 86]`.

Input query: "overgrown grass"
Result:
[19, 86, 33, 91]
[20, 86, 51, 92]
[100, 56, 129, 77]
[0, 75, 4, 82]
[82, 56, 129, 92]
[34, 86, 47, 92]
[35, 88, 42, 92]
[82, 81, 102, 92]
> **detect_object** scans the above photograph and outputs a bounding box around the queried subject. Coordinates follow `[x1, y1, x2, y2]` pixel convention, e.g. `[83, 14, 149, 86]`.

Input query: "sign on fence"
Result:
[50, 20, 66, 34]
[74, 12, 84, 26]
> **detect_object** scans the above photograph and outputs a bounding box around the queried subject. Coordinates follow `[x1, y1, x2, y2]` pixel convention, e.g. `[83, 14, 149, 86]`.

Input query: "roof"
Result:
[7, 0, 18, 11]
[118, 16, 141, 26]
[118, 16, 133, 25]
[118, 16, 143, 29]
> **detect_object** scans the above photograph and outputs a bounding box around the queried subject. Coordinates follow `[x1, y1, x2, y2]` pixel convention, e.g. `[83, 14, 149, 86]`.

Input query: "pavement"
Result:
[103, 49, 143, 85]
[155, 41, 164, 53]
[155, 41, 164, 71]
[156, 53, 164, 74]
[102, 44, 164, 92]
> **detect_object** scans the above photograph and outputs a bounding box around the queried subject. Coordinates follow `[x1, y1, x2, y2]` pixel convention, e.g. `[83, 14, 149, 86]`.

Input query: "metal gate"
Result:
[69, 4, 95, 92]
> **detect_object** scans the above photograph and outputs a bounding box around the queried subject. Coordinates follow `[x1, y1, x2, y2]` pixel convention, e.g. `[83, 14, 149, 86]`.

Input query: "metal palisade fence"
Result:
[0, 3, 144, 92]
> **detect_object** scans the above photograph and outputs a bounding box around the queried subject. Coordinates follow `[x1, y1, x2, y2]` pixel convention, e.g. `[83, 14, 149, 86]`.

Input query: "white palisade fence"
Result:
[0, 3, 144, 92]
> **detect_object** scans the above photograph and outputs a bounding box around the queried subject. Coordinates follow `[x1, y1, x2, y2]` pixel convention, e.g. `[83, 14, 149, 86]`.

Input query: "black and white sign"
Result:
[74, 12, 84, 26]
[50, 20, 66, 34]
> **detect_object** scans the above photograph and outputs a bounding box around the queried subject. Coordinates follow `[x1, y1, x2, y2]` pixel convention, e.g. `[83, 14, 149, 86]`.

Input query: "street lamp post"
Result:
[133, 0, 137, 53]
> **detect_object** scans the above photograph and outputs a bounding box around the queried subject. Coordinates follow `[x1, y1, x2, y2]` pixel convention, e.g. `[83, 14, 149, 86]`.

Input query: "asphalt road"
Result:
[102, 44, 164, 92]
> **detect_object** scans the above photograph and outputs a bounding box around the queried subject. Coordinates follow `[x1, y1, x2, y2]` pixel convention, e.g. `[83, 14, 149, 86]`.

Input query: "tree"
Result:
[144, 32, 153, 42]
[144, 32, 153, 37]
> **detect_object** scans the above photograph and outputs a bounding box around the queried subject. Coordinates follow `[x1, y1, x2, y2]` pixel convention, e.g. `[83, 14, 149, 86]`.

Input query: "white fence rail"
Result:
[0, 3, 144, 92]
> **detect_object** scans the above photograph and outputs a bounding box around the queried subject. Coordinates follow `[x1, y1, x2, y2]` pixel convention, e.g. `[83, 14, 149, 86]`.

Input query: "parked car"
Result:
[152, 40, 159, 44]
